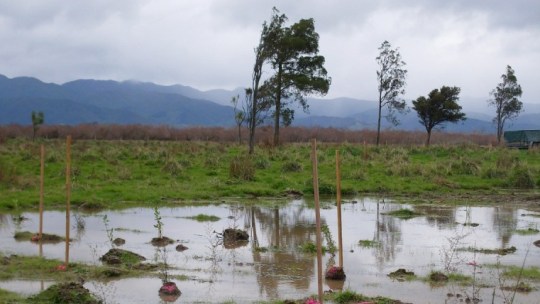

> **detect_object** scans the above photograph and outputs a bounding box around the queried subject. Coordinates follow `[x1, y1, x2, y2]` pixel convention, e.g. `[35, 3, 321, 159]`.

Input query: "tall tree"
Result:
[375, 40, 407, 146]
[488, 65, 523, 144]
[31, 111, 44, 141]
[248, 11, 283, 154]
[263, 8, 331, 146]
[412, 86, 466, 146]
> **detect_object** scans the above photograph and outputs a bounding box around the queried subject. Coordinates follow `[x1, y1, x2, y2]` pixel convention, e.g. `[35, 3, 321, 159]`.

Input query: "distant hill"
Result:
[0, 75, 235, 126]
[1, 73, 539, 133]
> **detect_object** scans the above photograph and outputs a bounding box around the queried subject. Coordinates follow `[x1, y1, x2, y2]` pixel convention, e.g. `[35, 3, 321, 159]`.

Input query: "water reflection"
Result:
[249, 203, 317, 299]
[492, 207, 518, 248]
[1, 198, 539, 304]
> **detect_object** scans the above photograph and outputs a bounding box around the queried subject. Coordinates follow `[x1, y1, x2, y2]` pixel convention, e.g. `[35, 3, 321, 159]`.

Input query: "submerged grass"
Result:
[383, 208, 422, 219]
[184, 214, 221, 222]
[1, 139, 539, 210]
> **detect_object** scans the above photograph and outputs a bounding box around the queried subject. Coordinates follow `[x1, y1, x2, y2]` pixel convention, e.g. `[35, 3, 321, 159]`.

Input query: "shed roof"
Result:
[504, 130, 540, 143]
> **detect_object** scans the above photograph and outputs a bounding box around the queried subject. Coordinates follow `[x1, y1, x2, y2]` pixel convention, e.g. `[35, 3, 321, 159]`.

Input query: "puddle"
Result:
[1, 198, 540, 303]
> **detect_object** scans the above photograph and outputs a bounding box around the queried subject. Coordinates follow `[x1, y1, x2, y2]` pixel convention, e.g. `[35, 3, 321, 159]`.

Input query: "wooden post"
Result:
[336, 150, 343, 269]
[39, 144, 45, 257]
[311, 139, 324, 304]
[65, 136, 71, 266]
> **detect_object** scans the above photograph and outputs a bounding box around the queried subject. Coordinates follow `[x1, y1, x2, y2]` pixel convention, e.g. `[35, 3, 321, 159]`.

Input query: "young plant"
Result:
[102, 215, 114, 248]
[154, 207, 163, 239]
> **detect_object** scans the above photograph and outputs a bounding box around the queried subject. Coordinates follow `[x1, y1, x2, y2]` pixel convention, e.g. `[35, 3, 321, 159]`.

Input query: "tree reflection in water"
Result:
[248, 204, 318, 299]
[492, 206, 518, 248]
[373, 199, 402, 270]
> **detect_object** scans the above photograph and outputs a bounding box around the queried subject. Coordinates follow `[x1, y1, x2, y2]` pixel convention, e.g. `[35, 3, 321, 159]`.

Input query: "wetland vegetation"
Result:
[1, 137, 540, 303]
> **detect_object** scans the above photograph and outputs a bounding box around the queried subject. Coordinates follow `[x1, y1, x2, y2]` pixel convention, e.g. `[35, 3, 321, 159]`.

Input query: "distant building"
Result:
[504, 130, 540, 148]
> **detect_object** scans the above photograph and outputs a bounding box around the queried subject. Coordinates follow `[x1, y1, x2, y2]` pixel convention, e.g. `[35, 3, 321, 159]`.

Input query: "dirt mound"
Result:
[325, 266, 346, 280]
[151, 236, 175, 247]
[29, 282, 100, 304]
[99, 248, 145, 265]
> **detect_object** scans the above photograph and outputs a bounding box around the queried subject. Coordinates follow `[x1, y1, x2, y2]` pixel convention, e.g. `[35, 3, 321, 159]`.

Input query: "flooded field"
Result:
[1, 198, 540, 303]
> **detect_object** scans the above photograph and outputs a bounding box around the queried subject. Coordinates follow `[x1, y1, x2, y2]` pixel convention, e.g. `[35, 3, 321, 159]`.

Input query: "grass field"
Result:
[1, 138, 539, 210]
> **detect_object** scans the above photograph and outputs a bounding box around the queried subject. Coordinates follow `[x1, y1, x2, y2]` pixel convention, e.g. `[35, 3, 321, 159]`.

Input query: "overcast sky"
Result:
[1, 0, 539, 107]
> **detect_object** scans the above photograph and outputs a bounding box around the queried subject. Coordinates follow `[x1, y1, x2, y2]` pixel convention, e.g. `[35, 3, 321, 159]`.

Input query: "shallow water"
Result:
[1, 198, 540, 303]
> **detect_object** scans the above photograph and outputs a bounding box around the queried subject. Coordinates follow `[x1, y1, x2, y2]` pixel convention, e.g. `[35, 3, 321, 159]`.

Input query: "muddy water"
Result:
[1, 198, 540, 303]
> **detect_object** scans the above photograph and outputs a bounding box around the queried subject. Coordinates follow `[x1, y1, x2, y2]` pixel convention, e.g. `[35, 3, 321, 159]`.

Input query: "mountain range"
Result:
[1, 74, 539, 133]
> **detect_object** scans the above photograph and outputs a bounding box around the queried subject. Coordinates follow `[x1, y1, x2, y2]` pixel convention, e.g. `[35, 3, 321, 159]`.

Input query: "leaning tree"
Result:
[488, 65, 523, 144]
[412, 86, 466, 146]
[261, 8, 331, 146]
[375, 40, 408, 146]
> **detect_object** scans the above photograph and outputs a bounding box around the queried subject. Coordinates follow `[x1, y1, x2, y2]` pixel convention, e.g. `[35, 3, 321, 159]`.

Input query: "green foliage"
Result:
[321, 224, 336, 255]
[489, 65, 523, 143]
[375, 40, 407, 145]
[31, 111, 44, 141]
[258, 8, 331, 145]
[412, 86, 466, 145]
[509, 167, 535, 189]
[331, 289, 366, 304]
[153, 207, 164, 239]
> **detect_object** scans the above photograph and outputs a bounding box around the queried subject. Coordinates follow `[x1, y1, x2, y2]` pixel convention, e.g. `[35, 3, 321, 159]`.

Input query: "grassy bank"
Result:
[1, 138, 539, 210]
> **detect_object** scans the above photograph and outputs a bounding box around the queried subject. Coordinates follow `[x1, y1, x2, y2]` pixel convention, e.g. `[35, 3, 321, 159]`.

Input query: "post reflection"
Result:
[249, 205, 318, 299]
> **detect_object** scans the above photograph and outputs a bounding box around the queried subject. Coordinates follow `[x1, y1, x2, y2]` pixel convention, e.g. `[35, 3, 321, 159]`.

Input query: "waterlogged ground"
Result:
[1, 198, 540, 303]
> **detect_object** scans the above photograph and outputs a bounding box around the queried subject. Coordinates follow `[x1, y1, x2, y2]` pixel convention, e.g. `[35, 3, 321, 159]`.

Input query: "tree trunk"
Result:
[426, 129, 431, 146]
[237, 124, 242, 144]
[376, 93, 383, 146]
[273, 64, 283, 147]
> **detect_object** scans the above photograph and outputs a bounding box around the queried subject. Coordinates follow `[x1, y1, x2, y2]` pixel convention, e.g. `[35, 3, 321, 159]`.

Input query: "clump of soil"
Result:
[175, 244, 188, 252]
[151, 236, 175, 247]
[223, 228, 249, 242]
[99, 248, 145, 266]
[14, 231, 65, 244]
[430, 271, 449, 282]
[28, 282, 100, 304]
[534, 240, 540, 248]
[325, 266, 346, 280]
[113, 238, 125, 246]
[388, 268, 415, 281]
[222, 228, 249, 249]
[159, 281, 181, 303]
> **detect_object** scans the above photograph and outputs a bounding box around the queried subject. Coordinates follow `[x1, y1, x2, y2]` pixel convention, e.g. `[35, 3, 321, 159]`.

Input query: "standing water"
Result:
[1, 198, 539, 303]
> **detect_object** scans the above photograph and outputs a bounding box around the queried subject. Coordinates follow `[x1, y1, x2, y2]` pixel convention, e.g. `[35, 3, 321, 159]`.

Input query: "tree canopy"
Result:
[375, 40, 407, 146]
[260, 8, 331, 146]
[488, 65, 523, 144]
[412, 86, 466, 145]
[31, 111, 44, 141]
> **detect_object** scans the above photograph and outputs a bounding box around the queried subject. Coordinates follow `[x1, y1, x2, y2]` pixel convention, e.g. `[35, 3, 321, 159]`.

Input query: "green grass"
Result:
[1, 139, 539, 210]
[358, 239, 380, 248]
[515, 227, 540, 235]
[501, 266, 540, 280]
[184, 214, 221, 222]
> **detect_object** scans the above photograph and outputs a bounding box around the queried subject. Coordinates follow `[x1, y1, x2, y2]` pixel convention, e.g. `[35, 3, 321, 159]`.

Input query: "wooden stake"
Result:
[311, 139, 324, 304]
[336, 150, 343, 268]
[65, 136, 71, 266]
[39, 144, 45, 257]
